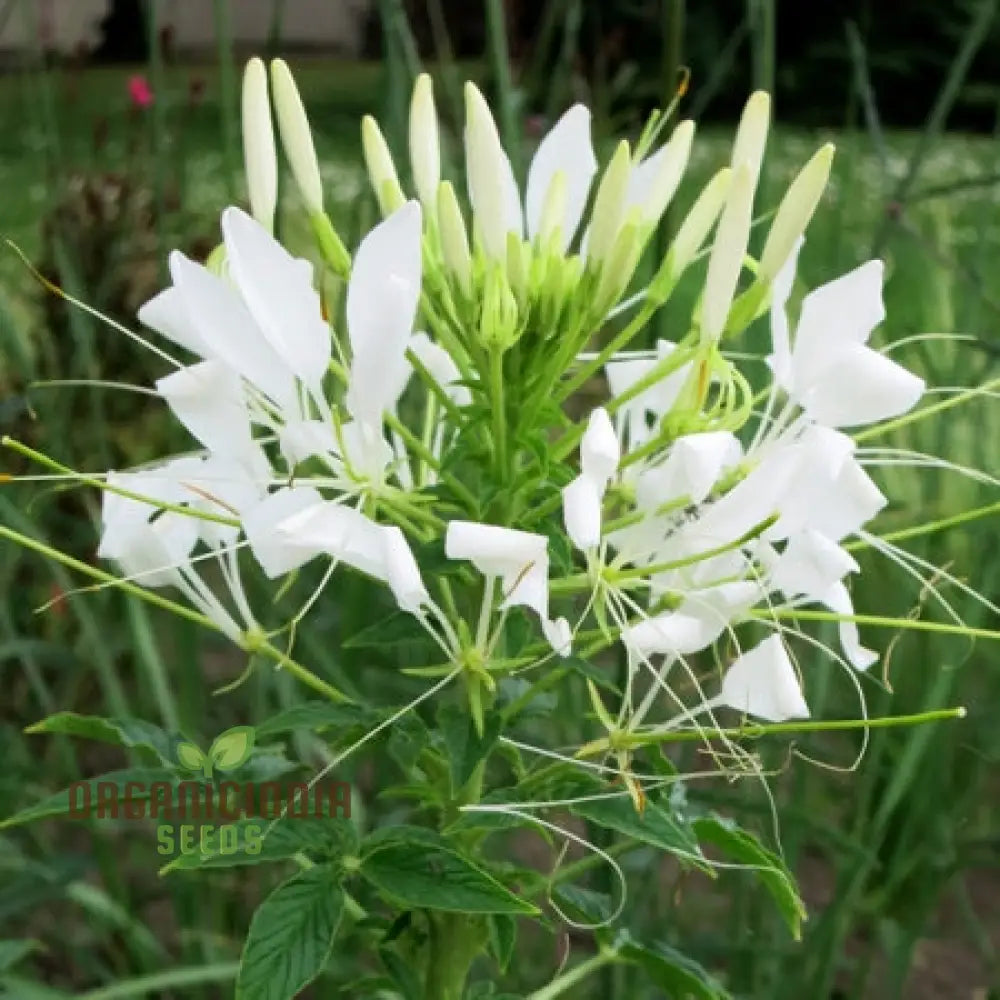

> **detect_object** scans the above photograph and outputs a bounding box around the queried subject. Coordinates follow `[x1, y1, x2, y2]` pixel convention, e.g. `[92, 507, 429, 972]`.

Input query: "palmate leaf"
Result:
[236, 865, 344, 1000]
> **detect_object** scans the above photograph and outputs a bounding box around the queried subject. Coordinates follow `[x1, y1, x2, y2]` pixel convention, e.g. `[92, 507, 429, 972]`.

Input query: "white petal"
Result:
[719, 635, 809, 721]
[279, 419, 338, 466]
[638, 431, 741, 508]
[769, 529, 859, 599]
[338, 420, 394, 480]
[580, 407, 620, 485]
[766, 236, 803, 388]
[799, 344, 925, 428]
[278, 501, 387, 582]
[115, 513, 198, 589]
[542, 616, 573, 657]
[409, 332, 470, 406]
[156, 359, 253, 456]
[346, 202, 423, 424]
[524, 104, 597, 248]
[382, 525, 429, 614]
[445, 521, 550, 619]
[243, 487, 324, 578]
[792, 259, 885, 389]
[624, 610, 721, 657]
[222, 207, 331, 395]
[168, 251, 297, 409]
[562, 474, 603, 551]
[184, 454, 267, 549]
[826, 580, 878, 670]
[137, 287, 207, 357]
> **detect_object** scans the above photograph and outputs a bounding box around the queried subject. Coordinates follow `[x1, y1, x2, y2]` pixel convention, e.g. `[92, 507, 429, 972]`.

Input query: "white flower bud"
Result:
[760, 143, 835, 282]
[641, 119, 695, 226]
[670, 167, 732, 278]
[702, 164, 754, 340]
[362, 115, 405, 216]
[240, 57, 277, 232]
[409, 73, 440, 210]
[587, 139, 632, 266]
[464, 82, 520, 262]
[270, 59, 323, 214]
[437, 181, 473, 295]
[730, 90, 771, 189]
[536, 169, 568, 249]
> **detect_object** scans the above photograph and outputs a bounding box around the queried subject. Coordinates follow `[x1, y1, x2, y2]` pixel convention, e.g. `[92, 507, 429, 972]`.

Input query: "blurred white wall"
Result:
[0, 0, 373, 56]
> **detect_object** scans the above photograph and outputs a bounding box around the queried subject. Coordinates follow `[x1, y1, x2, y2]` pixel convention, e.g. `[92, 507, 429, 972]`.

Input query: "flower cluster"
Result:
[94, 58, 929, 754]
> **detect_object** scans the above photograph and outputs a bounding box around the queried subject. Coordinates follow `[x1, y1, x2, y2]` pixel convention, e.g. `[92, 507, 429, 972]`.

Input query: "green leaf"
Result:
[0, 769, 177, 830]
[346, 611, 436, 650]
[256, 703, 379, 738]
[377, 948, 422, 1000]
[209, 727, 256, 771]
[0, 939, 39, 972]
[617, 933, 729, 999]
[693, 815, 806, 938]
[236, 866, 344, 1000]
[570, 797, 706, 868]
[487, 914, 517, 973]
[551, 884, 613, 925]
[438, 704, 501, 793]
[175, 742, 206, 772]
[0, 975, 72, 999]
[361, 840, 537, 915]
[387, 714, 429, 773]
[24, 713, 176, 765]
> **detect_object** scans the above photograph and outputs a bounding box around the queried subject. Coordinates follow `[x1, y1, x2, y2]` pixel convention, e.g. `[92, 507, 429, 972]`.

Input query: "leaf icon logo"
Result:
[175, 727, 256, 778]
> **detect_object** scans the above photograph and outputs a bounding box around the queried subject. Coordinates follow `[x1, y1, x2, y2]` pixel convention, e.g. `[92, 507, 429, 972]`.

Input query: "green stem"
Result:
[594, 707, 966, 753]
[528, 949, 619, 1000]
[489, 346, 509, 480]
[756, 606, 1000, 641]
[0, 526, 352, 704]
[3, 437, 240, 530]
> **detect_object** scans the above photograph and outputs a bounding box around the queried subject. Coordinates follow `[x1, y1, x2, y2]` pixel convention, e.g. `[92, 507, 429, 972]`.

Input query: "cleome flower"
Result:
[44, 56, 976, 795]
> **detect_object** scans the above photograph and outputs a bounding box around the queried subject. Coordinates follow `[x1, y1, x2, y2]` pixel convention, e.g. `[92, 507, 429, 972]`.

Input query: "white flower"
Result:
[702, 164, 754, 340]
[769, 245, 925, 427]
[409, 74, 440, 210]
[445, 521, 569, 654]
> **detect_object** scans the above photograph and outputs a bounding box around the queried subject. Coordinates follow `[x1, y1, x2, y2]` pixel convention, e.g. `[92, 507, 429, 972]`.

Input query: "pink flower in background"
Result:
[128, 75, 154, 109]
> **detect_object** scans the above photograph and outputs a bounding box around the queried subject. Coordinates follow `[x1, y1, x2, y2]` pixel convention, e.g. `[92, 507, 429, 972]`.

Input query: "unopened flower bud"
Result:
[595, 210, 641, 315]
[465, 82, 519, 263]
[241, 57, 277, 232]
[536, 169, 568, 249]
[587, 139, 632, 267]
[702, 164, 754, 340]
[760, 143, 835, 282]
[362, 116, 405, 217]
[438, 181, 472, 295]
[730, 90, 770, 189]
[641, 119, 695, 226]
[409, 73, 440, 210]
[480, 266, 519, 348]
[670, 167, 732, 279]
[270, 59, 323, 213]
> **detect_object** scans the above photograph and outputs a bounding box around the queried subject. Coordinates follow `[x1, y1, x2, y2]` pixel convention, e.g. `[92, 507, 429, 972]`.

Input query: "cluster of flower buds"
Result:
[94, 61, 929, 749]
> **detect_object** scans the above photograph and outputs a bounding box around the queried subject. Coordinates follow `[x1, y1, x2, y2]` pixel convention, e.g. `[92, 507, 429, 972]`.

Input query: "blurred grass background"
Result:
[1, 1, 998, 998]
